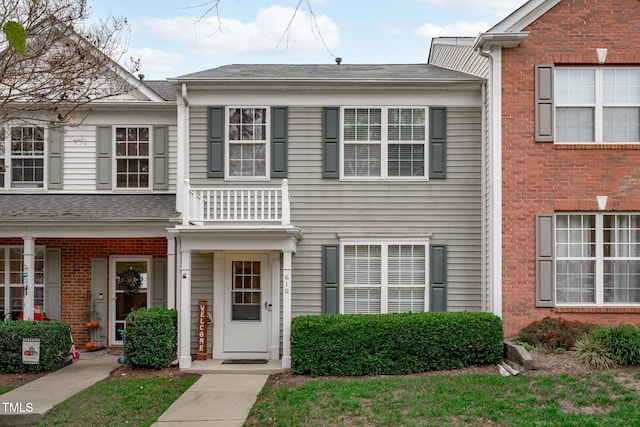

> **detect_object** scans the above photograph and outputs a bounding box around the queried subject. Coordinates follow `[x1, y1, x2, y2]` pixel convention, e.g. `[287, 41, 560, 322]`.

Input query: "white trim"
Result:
[178, 249, 192, 368]
[224, 106, 271, 181]
[488, 0, 562, 33]
[281, 251, 292, 369]
[0, 124, 48, 191]
[111, 125, 153, 190]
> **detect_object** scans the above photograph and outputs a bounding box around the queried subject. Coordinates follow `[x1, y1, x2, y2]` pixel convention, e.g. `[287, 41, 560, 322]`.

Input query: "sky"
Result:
[87, 0, 528, 80]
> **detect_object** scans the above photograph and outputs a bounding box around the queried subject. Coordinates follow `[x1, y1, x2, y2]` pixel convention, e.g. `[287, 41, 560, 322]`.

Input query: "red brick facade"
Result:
[1, 238, 167, 345]
[501, 0, 640, 336]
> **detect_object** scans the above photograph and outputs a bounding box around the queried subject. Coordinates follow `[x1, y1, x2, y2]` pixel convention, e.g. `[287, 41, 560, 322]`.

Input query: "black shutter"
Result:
[430, 244, 447, 311]
[429, 107, 447, 179]
[207, 107, 225, 177]
[271, 107, 288, 177]
[322, 244, 339, 314]
[322, 107, 340, 178]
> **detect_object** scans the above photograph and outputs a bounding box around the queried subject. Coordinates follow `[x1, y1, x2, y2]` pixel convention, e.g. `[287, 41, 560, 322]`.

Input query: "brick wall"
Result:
[37, 238, 167, 346]
[501, 0, 640, 336]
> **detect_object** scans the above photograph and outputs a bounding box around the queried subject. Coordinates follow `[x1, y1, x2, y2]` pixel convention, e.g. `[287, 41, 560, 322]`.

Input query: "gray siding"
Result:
[430, 42, 489, 79]
[190, 252, 214, 355]
[188, 105, 482, 317]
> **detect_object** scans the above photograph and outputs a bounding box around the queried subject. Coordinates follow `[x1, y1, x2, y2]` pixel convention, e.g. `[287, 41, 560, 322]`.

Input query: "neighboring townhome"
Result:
[169, 63, 485, 368]
[431, 0, 640, 336]
[0, 25, 179, 346]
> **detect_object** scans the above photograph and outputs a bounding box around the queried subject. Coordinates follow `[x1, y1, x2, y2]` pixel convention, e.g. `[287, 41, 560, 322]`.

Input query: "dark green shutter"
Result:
[153, 126, 169, 190]
[91, 258, 108, 348]
[44, 248, 61, 321]
[536, 214, 555, 307]
[48, 127, 64, 190]
[271, 107, 288, 177]
[207, 107, 225, 177]
[430, 244, 447, 311]
[152, 259, 167, 308]
[322, 107, 340, 178]
[96, 127, 112, 189]
[322, 245, 339, 314]
[535, 65, 554, 142]
[429, 107, 447, 179]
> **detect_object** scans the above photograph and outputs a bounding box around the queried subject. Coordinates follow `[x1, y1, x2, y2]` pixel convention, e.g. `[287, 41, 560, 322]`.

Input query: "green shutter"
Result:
[429, 107, 447, 179]
[91, 258, 108, 348]
[271, 107, 288, 177]
[96, 126, 112, 189]
[322, 244, 339, 314]
[430, 244, 447, 312]
[322, 107, 340, 178]
[48, 127, 64, 190]
[44, 248, 61, 321]
[152, 258, 167, 308]
[535, 65, 554, 142]
[536, 214, 555, 307]
[207, 107, 225, 177]
[153, 126, 169, 190]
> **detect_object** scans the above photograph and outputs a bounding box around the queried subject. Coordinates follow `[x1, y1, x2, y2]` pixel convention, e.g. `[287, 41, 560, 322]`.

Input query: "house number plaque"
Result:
[197, 300, 208, 360]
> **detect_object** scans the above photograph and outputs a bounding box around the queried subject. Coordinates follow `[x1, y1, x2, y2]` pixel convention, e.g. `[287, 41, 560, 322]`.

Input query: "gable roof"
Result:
[173, 64, 484, 84]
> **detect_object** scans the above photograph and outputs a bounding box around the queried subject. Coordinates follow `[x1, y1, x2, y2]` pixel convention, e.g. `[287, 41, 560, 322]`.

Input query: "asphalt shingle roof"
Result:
[0, 194, 179, 221]
[144, 80, 177, 101]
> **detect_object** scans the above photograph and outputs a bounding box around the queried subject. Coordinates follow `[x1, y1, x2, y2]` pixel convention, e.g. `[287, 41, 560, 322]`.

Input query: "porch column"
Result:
[166, 237, 176, 309]
[22, 237, 35, 321]
[282, 251, 292, 368]
[178, 249, 192, 369]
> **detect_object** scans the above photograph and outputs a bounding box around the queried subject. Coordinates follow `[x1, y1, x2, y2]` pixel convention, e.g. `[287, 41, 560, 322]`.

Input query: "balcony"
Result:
[183, 179, 290, 226]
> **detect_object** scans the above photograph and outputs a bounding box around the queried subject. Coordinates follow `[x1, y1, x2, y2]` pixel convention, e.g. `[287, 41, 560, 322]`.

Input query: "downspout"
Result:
[477, 46, 503, 318]
[176, 83, 190, 217]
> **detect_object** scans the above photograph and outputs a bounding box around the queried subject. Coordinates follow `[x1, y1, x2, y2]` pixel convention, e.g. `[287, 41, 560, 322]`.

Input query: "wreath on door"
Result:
[118, 269, 142, 294]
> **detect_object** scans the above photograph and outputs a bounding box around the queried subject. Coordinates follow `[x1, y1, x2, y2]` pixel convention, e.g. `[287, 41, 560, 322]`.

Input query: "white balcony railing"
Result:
[183, 179, 290, 226]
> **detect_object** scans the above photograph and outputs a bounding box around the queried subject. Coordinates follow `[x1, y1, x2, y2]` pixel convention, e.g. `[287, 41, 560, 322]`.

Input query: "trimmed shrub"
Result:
[590, 324, 640, 366]
[0, 321, 72, 373]
[573, 332, 618, 369]
[124, 307, 177, 369]
[291, 312, 504, 376]
[516, 317, 594, 351]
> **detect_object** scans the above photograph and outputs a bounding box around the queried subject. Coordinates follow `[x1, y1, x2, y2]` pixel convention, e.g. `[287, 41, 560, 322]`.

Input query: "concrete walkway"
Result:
[0, 350, 119, 426]
[152, 374, 268, 427]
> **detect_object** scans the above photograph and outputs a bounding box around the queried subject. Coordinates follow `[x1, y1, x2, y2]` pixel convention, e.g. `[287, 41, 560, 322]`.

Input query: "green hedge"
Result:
[590, 324, 640, 366]
[291, 312, 504, 376]
[124, 307, 177, 369]
[0, 321, 72, 373]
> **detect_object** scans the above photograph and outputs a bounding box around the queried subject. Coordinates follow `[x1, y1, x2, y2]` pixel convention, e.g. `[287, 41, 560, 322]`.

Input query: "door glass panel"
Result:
[114, 261, 148, 342]
[231, 261, 261, 321]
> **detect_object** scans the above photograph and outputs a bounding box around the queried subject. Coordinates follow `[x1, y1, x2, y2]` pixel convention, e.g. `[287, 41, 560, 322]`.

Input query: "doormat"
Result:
[222, 359, 268, 364]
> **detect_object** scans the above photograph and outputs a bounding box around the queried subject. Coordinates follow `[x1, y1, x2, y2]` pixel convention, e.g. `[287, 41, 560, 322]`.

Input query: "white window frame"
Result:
[0, 246, 46, 320]
[555, 213, 640, 307]
[339, 236, 430, 314]
[555, 67, 640, 144]
[0, 124, 48, 190]
[225, 106, 270, 181]
[113, 126, 152, 190]
[340, 106, 428, 181]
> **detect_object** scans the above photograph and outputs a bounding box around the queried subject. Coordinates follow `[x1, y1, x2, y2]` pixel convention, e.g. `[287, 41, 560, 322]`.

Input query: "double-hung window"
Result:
[556, 214, 640, 305]
[0, 246, 45, 320]
[555, 68, 640, 143]
[227, 107, 268, 178]
[342, 107, 427, 179]
[0, 125, 45, 189]
[115, 127, 150, 188]
[341, 239, 428, 314]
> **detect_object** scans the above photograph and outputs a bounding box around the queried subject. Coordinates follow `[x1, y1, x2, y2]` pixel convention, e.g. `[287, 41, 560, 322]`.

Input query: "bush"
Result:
[573, 332, 617, 369]
[291, 312, 504, 376]
[589, 324, 640, 366]
[124, 308, 177, 369]
[0, 321, 72, 373]
[516, 317, 594, 351]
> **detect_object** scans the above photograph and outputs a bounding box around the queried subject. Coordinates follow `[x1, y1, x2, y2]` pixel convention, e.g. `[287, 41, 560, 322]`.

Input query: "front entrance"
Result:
[110, 257, 150, 345]
[223, 253, 270, 354]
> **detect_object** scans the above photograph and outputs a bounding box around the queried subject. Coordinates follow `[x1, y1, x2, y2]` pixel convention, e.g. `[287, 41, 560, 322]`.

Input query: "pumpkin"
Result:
[85, 342, 92, 349]
[86, 322, 92, 327]
[91, 320, 99, 327]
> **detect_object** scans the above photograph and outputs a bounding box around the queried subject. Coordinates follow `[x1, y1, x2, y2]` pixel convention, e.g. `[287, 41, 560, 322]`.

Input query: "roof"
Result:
[144, 80, 177, 101]
[0, 194, 179, 221]
[174, 64, 484, 83]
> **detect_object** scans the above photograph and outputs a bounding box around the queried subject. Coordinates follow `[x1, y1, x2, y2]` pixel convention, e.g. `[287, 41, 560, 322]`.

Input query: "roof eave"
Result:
[474, 32, 529, 50]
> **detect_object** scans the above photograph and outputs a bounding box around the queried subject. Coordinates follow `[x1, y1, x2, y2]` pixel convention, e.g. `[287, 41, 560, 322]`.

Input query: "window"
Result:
[227, 108, 268, 178]
[555, 68, 640, 143]
[556, 214, 640, 305]
[115, 127, 149, 188]
[342, 107, 427, 179]
[341, 240, 427, 314]
[0, 247, 45, 320]
[0, 125, 45, 189]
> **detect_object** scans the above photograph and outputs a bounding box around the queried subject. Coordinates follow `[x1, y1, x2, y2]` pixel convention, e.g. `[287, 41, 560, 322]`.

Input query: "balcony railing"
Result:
[183, 179, 290, 226]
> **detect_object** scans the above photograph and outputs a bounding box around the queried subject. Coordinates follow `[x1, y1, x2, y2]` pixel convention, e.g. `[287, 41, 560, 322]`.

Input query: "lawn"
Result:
[36, 376, 197, 427]
[246, 372, 640, 426]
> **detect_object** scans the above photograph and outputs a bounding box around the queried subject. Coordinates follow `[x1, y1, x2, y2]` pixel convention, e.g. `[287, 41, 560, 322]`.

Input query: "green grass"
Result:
[36, 376, 197, 427]
[247, 372, 640, 426]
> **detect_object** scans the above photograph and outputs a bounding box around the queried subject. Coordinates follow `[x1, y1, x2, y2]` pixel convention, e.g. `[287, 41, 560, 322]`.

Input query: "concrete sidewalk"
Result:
[0, 350, 119, 426]
[152, 374, 268, 426]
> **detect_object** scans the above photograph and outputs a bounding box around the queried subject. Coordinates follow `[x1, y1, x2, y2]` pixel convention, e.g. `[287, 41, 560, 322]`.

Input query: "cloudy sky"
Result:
[87, 0, 527, 79]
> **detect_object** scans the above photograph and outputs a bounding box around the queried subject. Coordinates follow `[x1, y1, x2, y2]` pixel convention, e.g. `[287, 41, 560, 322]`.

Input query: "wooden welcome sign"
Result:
[197, 300, 208, 360]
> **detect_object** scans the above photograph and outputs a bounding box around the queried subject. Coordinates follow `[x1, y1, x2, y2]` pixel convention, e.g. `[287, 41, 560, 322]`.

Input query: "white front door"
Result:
[223, 254, 270, 353]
